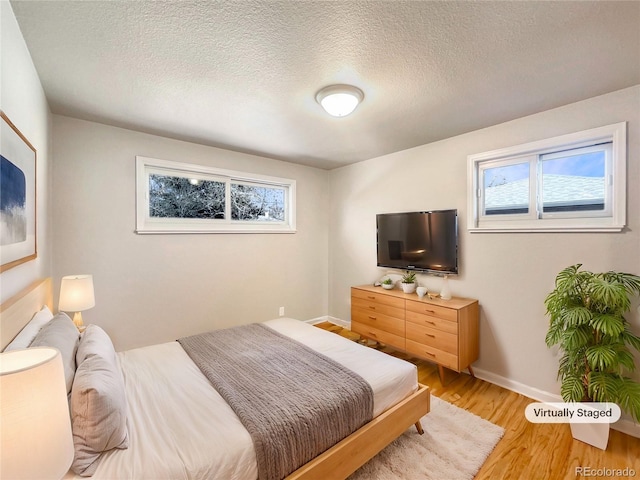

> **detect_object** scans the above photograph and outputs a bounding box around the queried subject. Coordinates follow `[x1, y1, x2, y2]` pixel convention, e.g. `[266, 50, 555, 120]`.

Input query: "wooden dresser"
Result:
[351, 285, 479, 383]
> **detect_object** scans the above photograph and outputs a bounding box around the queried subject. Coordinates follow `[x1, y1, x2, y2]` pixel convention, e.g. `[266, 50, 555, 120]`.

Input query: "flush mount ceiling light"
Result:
[316, 84, 364, 117]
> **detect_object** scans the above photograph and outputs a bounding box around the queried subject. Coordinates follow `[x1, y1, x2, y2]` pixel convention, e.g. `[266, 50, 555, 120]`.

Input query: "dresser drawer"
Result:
[352, 308, 405, 337]
[406, 339, 459, 371]
[406, 322, 458, 355]
[352, 321, 406, 351]
[351, 285, 479, 380]
[406, 310, 458, 335]
[406, 300, 457, 322]
[351, 288, 405, 309]
[352, 297, 405, 320]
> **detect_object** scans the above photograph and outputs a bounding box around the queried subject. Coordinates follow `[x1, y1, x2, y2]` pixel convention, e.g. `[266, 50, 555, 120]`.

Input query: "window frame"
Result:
[538, 143, 612, 219]
[467, 123, 626, 233]
[136, 156, 296, 234]
[477, 154, 537, 220]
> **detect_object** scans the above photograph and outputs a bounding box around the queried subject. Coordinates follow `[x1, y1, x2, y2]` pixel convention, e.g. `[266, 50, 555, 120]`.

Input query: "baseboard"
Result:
[321, 317, 640, 439]
[472, 367, 640, 439]
[325, 316, 350, 328]
[304, 315, 350, 328]
[471, 367, 563, 403]
[304, 315, 329, 325]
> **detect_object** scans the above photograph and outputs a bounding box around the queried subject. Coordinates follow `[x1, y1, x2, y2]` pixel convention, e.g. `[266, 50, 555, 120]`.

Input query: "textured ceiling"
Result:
[9, 1, 640, 169]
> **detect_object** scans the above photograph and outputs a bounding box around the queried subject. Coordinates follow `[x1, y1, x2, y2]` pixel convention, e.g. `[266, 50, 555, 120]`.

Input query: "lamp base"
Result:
[72, 311, 84, 329]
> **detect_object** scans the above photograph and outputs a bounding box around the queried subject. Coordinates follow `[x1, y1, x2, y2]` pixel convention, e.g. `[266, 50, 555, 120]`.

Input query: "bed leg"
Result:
[414, 421, 424, 435]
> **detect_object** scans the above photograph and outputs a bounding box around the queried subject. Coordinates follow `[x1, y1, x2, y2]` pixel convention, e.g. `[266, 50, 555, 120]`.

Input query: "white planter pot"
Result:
[401, 282, 416, 294]
[570, 422, 610, 450]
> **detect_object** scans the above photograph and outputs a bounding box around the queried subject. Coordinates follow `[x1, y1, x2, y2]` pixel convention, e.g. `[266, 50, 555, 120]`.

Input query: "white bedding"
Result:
[72, 318, 418, 480]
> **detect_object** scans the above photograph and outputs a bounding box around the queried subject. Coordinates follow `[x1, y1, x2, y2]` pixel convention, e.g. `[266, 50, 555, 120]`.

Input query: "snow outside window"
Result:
[136, 156, 296, 234]
[467, 123, 626, 232]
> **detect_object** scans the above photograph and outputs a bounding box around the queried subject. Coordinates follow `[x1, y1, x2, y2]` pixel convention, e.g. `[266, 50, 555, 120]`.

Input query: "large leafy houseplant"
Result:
[545, 264, 640, 423]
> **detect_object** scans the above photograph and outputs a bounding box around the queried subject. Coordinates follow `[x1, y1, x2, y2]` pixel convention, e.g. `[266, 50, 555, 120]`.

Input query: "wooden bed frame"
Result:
[1, 278, 431, 480]
[0, 278, 52, 350]
[288, 383, 430, 479]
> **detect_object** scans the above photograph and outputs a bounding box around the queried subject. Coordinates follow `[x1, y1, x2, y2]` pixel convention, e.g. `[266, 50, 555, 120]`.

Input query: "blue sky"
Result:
[543, 152, 604, 177]
[484, 151, 604, 187]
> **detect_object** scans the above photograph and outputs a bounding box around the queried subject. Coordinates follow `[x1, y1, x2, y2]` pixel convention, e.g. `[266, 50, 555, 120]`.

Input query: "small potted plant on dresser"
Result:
[401, 271, 417, 294]
[545, 264, 640, 449]
[381, 278, 395, 290]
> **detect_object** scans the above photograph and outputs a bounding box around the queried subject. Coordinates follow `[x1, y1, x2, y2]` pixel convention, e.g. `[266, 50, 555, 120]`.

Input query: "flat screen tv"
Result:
[376, 209, 458, 275]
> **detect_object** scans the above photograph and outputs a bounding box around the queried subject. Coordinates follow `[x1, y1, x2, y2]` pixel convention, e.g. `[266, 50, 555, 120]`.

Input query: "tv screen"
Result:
[376, 209, 458, 274]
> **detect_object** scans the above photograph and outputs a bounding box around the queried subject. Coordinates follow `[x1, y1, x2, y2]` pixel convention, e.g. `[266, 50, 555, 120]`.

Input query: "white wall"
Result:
[0, 1, 52, 302]
[328, 86, 640, 424]
[52, 116, 329, 351]
[6, 0, 639, 430]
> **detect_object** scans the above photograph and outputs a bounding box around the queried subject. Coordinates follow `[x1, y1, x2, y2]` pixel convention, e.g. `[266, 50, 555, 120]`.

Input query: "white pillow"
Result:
[3, 305, 54, 351]
[30, 313, 80, 394]
[71, 325, 129, 476]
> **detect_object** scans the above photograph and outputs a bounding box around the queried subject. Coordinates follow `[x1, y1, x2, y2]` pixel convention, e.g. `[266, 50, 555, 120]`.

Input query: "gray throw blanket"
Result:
[178, 323, 374, 480]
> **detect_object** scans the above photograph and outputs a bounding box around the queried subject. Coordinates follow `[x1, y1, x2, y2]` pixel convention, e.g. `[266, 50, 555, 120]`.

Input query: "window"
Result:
[136, 156, 296, 233]
[467, 123, 626, 232]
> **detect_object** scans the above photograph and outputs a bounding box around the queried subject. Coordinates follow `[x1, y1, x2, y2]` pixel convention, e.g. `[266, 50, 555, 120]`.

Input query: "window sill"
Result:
[135, 227, 297, 234]
[468, 225, 624, 233]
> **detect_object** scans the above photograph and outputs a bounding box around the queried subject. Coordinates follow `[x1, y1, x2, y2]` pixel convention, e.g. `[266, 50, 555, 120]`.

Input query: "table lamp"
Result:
[59, 274, 95, 328]
[0, 347, 74, 479]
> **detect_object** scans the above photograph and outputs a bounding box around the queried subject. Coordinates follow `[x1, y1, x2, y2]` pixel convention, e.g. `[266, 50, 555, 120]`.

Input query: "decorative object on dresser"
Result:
[381, 277, 395, 290]
[0, 347, 74, 479]
[440, 274, 452, 300]
[58, 274, 95, 328]
[400, 271, 417, 294]
[351, 285, 479, 384]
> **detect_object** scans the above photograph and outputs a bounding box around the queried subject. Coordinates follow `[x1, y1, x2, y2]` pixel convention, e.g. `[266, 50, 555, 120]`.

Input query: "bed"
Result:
[1, 278, 431, 480]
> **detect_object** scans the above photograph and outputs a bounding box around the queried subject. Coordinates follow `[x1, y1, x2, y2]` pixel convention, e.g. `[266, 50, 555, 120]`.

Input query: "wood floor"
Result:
[315, 322, 640, 480]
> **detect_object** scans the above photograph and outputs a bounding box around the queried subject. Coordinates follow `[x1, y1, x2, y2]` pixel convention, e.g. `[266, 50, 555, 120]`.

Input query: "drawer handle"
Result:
[424, 309, 436, 314]
[425, 333, 435, 338]
[368, 332, 377, 337]
[425, 320, 436, 325]
[368, 306, 376, 310]
[425, 351, 436, 357]
[367, 295, 376, 300]
[368, 316, 377, 320]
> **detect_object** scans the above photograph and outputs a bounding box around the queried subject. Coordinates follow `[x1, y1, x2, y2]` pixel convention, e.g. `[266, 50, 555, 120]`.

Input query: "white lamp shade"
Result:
[0, 348, 74, 479]
[316, 85, 364, 117]
[59, 274, 95, 312]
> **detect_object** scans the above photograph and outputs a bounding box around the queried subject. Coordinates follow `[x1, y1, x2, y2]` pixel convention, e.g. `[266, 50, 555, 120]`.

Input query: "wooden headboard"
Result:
[0, 278, 53, 350]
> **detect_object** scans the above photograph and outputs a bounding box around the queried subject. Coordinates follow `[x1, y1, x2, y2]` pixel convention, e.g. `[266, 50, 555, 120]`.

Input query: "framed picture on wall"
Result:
[1, 111, 37, 272]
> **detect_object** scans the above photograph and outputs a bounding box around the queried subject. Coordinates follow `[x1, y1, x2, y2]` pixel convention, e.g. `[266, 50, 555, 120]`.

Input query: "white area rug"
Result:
[349, 396, 505, 480]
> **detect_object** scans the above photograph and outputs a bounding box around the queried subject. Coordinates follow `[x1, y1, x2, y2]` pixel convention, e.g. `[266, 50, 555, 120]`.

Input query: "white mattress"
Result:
[76, 318, 418, 480]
